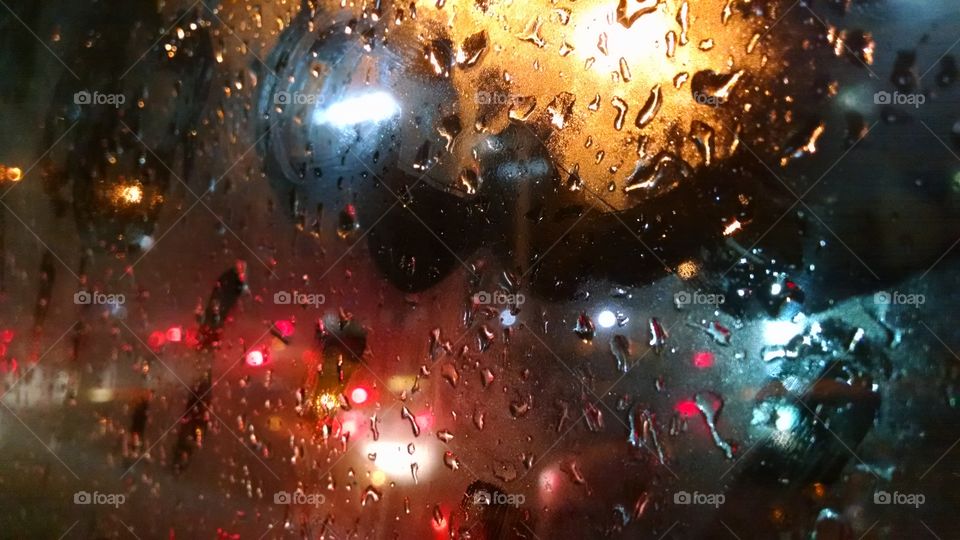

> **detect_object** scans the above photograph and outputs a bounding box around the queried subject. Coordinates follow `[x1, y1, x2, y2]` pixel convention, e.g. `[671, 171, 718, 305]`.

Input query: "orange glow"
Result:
[723, 219, 743, 236]
[570, 4, 675, 79]
[677, 260, 698, 280]
[316, 392, 339, 411]
[3, 166, 22, 182]
[118, 184, 143, 204]
[430, 0, 777, 210]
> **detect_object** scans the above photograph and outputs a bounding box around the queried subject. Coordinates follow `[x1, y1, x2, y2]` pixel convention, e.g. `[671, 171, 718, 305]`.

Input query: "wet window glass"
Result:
[0, 0, 958, 538]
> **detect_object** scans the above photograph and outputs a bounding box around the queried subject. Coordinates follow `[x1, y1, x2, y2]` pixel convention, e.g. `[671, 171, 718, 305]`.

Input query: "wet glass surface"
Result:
[0, 0, 959, 538]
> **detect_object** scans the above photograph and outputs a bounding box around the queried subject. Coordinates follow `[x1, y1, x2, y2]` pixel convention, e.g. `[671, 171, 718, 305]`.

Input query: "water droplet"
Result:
[424, 38, 454, 78]
[574, 312, 596, 341]
[665, 31, 677, 58]
[691, 69, 744, 104]
[441, 362, 459, 387]
[337, 204, 359, 239]
[597, 32, 609, 56]
[694, 391, 735, 459]
[481, 367, 495, 387]
[401, 405, 421, 437]
[443, 450, 460, 470]
[611, 97, 629, 131]
[547, 92, 577, 129]
[689, 121, 716, 166]
[673, 71, 689, 89]
[457, 31, 488, 68]
[610, 334, 633, 373]
[616, 0, 660, 29]
[361, 485, 382, 506]
[647, 317, 668, 354]
[624, 152, 691, 196]
[619, 57, 632, 82]
[676, 2, 690, 46]
[588, 94, 602, 112]
[780, 122, 826, 166]
[584, 402, 604, 431]
[473, 408, 486, 430]
[517, 16, 546, 48]
[628, 405, 666, 464]
[508, 95, 537, 121]
[635, 84, 663, 128]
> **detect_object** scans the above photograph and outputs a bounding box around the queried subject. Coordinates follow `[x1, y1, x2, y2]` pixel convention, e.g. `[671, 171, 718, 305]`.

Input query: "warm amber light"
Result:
[570, 4, 673, 78]
[1, 166, 22, 182]
[119, 185, 143, 204]
[316, 392, 339, 411]
[432, 0, 775, 211]
[723, 219, 743, 236]
[677, 260, 699, 280]
[110, 182, 144, 207]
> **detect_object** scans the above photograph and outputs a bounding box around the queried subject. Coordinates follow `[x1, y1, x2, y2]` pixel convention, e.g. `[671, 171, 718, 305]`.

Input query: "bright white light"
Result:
[500, 309, 517, 326]
[762, 320, 802, 346]
[837, 86, 876, 114]
[138, 235, 154, 251]
[775, 405, 798, 432]
[597, 310, 617, 329]
[313, 91, 400, 127]
[364, 441, 433, 484]
[571, 4, 672, 76]
[770, 283, 783, 295]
